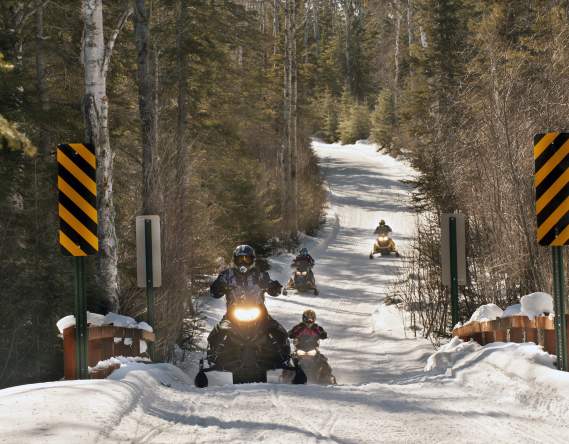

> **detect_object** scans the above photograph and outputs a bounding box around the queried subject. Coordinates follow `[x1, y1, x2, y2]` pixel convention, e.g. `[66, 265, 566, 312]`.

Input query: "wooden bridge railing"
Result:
[452, 315, 568, 357]
[63, 325, 155, 379]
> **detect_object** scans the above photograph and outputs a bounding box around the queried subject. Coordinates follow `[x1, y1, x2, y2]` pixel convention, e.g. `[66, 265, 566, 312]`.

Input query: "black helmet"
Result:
[299, 247, 309, 256]
[233, 244, 256, 273]
[379, 219, 385, 225]
[302, 309, 316, 324]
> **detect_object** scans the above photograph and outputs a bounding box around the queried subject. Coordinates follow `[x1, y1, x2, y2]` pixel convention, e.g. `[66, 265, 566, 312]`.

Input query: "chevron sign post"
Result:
[57, 143, 98, 379]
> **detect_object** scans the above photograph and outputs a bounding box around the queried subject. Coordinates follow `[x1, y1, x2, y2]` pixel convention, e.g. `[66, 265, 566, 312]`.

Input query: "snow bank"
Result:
[424, 337, 569, 400]
[56, 311, 154, 334]
[521, 292, 554, 319]
[424, 337, 480, 372]
[465, 303, 503, 324]
[0, 362, 191, 444]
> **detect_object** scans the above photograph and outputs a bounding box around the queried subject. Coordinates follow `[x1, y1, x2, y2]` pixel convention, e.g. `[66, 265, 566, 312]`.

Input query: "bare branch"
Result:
[102, 5, 133, 76]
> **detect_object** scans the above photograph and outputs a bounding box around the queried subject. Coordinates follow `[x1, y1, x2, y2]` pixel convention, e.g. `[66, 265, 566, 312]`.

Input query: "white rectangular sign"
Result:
[136, 215, 162, 288]
[441, 213, 466, 286]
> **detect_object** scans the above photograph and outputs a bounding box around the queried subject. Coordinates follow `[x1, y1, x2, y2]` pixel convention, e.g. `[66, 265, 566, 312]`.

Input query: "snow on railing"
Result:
[452, 293, 561, 357]
[58, 312, 155, 380]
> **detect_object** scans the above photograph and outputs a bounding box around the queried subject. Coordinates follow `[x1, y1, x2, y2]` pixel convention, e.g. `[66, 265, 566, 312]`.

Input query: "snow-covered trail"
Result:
[3, 141, 569, 443]
[104, 142, 569, 443]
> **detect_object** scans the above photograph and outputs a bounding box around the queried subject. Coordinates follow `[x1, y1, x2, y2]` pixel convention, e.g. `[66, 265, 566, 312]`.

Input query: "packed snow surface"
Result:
[465, 303, 503, 324]
[3, 141, 569, 443]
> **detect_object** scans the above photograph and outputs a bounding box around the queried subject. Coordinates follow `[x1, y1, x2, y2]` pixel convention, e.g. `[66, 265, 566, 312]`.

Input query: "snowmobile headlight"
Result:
[302, 271, 308, 276]
[379, 236, 388, 241]
[233, 306, 261, 322]
[297, 349, 317, 356]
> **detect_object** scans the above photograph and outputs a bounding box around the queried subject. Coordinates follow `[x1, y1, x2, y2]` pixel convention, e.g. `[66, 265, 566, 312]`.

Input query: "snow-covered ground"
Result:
[2, 141, 569, 443]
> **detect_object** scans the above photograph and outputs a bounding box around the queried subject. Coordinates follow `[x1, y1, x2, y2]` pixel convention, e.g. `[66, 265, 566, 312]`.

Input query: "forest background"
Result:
[2, 0, 568, 388]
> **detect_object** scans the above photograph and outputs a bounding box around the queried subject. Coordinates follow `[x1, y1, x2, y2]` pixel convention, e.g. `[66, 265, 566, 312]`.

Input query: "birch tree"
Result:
[81, 0, 132, 310]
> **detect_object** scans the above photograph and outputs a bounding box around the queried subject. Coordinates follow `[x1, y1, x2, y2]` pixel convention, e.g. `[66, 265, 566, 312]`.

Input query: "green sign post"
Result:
[136, 215, 161, 361]
[144, 219, 155, 360]
[552, 247, 568, 371]
[534, 133, 569, 372]
[449, 216, 460, 327]
[441, 213, 466, 328]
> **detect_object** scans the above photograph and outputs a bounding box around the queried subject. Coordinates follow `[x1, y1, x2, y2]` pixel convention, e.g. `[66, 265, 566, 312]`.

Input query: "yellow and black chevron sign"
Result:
[56, 143, 98, 256]
[534, 132, 569, 246]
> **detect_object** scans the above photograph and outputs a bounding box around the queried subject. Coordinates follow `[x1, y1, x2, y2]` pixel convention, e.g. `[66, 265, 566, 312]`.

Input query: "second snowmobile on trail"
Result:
[284, 248, 319, 295]
[195, 245, 306, 387]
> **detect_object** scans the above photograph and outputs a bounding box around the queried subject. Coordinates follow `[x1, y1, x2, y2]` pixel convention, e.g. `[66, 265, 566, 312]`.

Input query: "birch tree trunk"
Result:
[82, 0, 131, 311]
[134, 0, 161, 216]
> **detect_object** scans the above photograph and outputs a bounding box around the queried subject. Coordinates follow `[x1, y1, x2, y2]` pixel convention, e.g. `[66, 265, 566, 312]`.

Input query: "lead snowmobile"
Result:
[195, 245, 306, 387]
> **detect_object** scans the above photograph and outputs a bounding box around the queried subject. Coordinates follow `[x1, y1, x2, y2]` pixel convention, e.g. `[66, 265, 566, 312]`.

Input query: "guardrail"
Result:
[63, 326, 155, 379]
[452, 315, 567, 356]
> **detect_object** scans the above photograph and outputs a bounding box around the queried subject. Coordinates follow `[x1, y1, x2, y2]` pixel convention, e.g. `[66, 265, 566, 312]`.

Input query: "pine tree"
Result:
[370, 90, 396, 150]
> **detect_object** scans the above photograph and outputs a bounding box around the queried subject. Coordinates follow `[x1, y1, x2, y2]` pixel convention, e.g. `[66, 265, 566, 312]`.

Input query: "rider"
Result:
[289, 309, 328, 342]
[288, 247, 317, 291]
[208, 244, 289, 361]
[288, 310, 335, 384]
[374, 219, 392, 236]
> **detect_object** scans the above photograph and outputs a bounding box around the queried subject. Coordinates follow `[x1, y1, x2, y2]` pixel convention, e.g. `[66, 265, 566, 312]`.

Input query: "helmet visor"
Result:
[235, 255, 254, 267]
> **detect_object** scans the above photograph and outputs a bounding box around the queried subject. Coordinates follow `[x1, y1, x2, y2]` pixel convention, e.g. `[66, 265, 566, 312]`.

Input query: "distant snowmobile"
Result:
[370, 219, 400, 258]
[283, 248, 319, 296]
[284, 261, 319, 295]
[369, 234, 400, 259]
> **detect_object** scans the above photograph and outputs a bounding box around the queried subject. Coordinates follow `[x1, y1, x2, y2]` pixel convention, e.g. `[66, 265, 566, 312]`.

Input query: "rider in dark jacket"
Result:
[288, 248, 317, 293]
[374, 219, 392, 236]
[208, 245, 289, 360]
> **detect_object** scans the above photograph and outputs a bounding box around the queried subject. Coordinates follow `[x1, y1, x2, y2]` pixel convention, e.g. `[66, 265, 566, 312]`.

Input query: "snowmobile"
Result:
[283, 336, 336, 385]
[195, 299, 306, 387]
[369, 234, 400, 259]
[284, 262, 319, 296]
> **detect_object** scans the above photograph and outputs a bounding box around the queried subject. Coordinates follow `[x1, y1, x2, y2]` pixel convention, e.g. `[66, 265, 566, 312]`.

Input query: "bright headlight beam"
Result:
[234, 307, 261, 322]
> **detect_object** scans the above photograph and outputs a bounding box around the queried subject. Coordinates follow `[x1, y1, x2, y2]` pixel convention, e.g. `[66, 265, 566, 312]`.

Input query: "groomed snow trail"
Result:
[2, 141, 569, 444]
[105, 142, 569, 443]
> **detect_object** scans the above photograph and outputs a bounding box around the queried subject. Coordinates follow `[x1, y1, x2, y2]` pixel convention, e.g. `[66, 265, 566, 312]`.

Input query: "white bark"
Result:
[81, 0, 131, 311]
